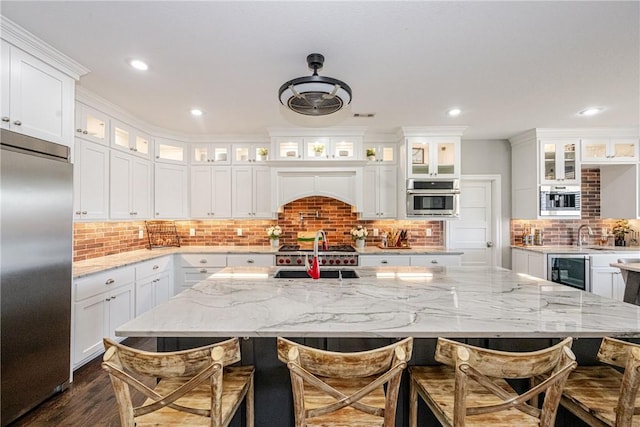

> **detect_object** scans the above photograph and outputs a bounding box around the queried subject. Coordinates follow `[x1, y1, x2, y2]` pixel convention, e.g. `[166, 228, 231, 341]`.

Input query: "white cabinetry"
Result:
[271, 131, 364, 161]
[359, 253, 462, 267]
[110, 120, 150, 159]
[232, 142, 271, 164]
[511, 248, 545, 279]
[539, 139, 580, 184]
[363, 142, 396, 164]
[135, 257, 172, 316]
[191, 143, 231, 164]
[410, 255, 462, 267]
[360, 255, 411, 266]
[581, 138, 638, 164]
[73, 139, 109, 220]
[72, 268, 134, 368]
[110, 151, 151, 219]
[154, 163, 188, 219]
[1, 40, 75, 147]
[175, 254, 227, 294]
[590, 254, 636, 301]
[600, 164, 639, 219]
[226, 254, 274, 266]
[190, 166, 232, 218]
[406, 136, 460, 179]
[154, 137, 187, 164]
[232, 165, 272, 218]
[362, 164, 397, 219]
[75, 102, 109, 145]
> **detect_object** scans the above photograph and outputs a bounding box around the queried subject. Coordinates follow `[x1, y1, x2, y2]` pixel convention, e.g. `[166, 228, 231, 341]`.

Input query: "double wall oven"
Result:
[275, 245, 359, 266]
[548, 254, 590, 292]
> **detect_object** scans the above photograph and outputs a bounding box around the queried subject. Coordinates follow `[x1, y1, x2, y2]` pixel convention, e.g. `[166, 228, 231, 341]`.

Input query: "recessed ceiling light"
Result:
[578, 107, 603, 116]
[129, 59, 148, 71]
[447, 108, 462, 117]
[190, 109, 203, 116]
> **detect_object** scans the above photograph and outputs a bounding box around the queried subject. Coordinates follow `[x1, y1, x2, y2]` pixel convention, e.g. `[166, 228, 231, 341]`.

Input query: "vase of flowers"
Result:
[366, 148, 376, 161]
[350, 225, 368, 249]
[312, 143, 325, 157]
[613, 219, 631, 246]
[266, 225, 282, 248]
[258, 147, 268, 161]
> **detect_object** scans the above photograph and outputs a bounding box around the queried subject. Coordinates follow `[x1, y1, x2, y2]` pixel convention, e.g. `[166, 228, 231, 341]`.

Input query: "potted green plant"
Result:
[258, 147, 268, 161]
[612, 219, 631, 246]
[366, 148, 376, 161]
[312, 143, 325, 157]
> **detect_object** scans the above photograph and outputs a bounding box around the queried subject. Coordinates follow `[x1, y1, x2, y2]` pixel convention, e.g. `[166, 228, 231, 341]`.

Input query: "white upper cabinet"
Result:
[273, 137, 303, 160]
[362, 164, 397, 219]
[1, 40, 75, 147]
[232, 166, 272, 218]
[75, 102, 109, 145]
[406, 137, 460, 179]
[539, 139, 580, 184]
[232, 142, 271, 164]
[191, 143, 231, 164]
[154, 137, 187, 164]
[109, 151, 151, 219]
[190, 165, 232, 218]
[154, 163, 188, 219]
[73, 139, 109, 220]
[271, 133, 363, 161]
[580, 138, 638, 164]
[110, 120, 150, 159]
[363, 142, 396, 164]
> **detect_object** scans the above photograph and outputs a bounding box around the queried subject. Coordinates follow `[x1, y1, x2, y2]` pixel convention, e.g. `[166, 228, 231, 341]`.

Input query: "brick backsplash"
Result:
[73, 196, 444, 261]
[511, 168, 639, 246]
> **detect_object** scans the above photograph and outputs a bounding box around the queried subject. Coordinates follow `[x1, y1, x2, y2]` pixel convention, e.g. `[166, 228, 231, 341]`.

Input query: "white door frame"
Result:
[446, 174, 502, 267]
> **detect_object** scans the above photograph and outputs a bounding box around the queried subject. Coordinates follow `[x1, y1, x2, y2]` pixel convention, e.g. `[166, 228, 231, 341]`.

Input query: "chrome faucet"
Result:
[305, 230, 328, 280]
[577, 224, 593, 247]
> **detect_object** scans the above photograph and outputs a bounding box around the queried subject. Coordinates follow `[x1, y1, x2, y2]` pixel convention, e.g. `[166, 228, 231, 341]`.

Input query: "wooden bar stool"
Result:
[277, 337, 413, 426]
[561, 337, 640, 426]
[409, 337, 576, 427]
[101, 337, 254, 427]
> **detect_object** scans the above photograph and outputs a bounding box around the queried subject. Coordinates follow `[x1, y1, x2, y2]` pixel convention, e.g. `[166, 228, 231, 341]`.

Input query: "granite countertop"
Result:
[73, 245, 458, 277]
[611, 262, 640, 272]
[512, 245, 640, 254]
[116, 265, 640, 339]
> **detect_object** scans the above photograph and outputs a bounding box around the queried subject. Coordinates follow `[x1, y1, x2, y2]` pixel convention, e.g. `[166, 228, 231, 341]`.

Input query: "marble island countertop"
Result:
[73, 245, 457, 277]
[116, 265, 640, 339]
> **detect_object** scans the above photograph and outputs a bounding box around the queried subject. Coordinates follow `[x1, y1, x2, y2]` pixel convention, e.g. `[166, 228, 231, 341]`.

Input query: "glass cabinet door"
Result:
[75, 104, 109, 145]
[364, 144, 395, 163]
[436, 141, 456, 175]
[329, 138, 356, 160]
[541, 140, 579, 183]
[156, 138, 186, 164]
[409, 141, 430, 176]
[275, 138, 303, 159]
[611, 139, 638, 160]
[192, 144, 229, 164]
[135, 134, 149, 156]
[112, 124, 130, 151]
[304, 137, 330, 159]
[561, 142, 576, 181]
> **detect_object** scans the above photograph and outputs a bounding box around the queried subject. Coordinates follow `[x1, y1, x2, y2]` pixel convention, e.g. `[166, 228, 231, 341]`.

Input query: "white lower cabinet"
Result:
[590, 254, 633, 300]
[72, 267, 134, 369]
[360, 254, 462, 267]
[511, 248, 546, 279]
[135, 256, 172, 316]
[175, 254, 227, 294]
[226, 254, 274, 266]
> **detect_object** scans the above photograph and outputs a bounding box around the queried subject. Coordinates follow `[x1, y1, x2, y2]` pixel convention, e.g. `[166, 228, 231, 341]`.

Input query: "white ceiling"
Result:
[2, 1, 638, 140]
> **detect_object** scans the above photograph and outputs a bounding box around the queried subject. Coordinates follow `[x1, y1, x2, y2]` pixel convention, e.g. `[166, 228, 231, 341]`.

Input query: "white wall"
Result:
[460, 139, 512, 268]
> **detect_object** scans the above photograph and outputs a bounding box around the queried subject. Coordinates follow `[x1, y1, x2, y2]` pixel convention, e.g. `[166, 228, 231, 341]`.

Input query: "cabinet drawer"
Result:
[360, 255, 411, 266]
[226, 254, 274, 266]
[74, 268, 135, 302]
[135, 256, 172, 279]
[410, 255, 461, 267]
[590, 253, 640, 267]
[179, 254, 227, 268]
[181, 267, 224, 284]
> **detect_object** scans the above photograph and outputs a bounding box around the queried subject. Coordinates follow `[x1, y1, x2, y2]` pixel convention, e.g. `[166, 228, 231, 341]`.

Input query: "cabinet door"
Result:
[110, 150, 134, 219]
[591, 269, 615, 299]
[611, 139, 638, 162]
[131, 158, 151, 219]
[5, 44, 73, 146]
[253, 166, 272, 218]
[107, 284, 134, 340]
[378, 166, 397, 218]
[211, 166, 232, 218]
[361, 166, 378, 218]
[75, 103, 109, 145]
[155, 163, 188, 218]
[155, 137, 187, 164]
[1, 41, 10, 131]
[73, 294, 107, 365]
[329, 137, 359, 160]
[154, 274, 171, 306]
[274, 137, 303, 160]
[190, 166, 213, 218]
[511, 249, 528, 274]
[74, 140, 109, 220]
[135, 277, 154, 316]
[434, 138, 459, 177]
[232, 167, 253, 218]
[540, 140, 579, 184]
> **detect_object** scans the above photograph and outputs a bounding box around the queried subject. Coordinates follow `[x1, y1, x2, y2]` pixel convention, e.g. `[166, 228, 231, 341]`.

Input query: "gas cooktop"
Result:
[275, 244, 358, 266]
[277, 244, 356, 252]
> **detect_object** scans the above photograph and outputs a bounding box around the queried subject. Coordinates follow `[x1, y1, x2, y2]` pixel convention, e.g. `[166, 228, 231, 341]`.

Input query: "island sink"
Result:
[274, 269, 359, 279]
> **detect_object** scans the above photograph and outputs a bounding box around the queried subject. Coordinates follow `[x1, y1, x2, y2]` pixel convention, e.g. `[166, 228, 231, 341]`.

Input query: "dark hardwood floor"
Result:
[8, 337, 156, 427]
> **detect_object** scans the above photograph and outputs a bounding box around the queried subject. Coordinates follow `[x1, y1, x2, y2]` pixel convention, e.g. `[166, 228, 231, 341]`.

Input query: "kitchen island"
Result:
[116, 265, 640, 427]
[611, 261, 640, 304]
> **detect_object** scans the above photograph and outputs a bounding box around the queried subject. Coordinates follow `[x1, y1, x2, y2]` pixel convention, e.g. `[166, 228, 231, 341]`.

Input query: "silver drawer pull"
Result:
[200, 268, 208, 273]
[105, 278, 115, 285]
[199, 259, 207, 264]
[431, 260, 439, 264]
[247, 259, 255, 264]
[381, 260, 388, 264]
[153, 265, 159, 270]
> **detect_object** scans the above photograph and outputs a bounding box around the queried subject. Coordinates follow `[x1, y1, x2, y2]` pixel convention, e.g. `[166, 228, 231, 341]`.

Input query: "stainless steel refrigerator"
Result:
[1, 129, 73, 426]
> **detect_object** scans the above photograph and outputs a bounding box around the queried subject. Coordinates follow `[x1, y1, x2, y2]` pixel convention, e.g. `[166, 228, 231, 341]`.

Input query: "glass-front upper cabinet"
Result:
[304, 137, 331, 159]
[581, 138, 638, 164]
[274, 137, 303, 160]
[407, 137, 459, 178]
[363, 143, 396, 163]
[232, 143, 271, 164]
[75, 103, 109, 145]
[154, 137, 187, 164]
[110, 120, 150, 159]
[539, 139, 580, 184]
[191, 143, 231, 164]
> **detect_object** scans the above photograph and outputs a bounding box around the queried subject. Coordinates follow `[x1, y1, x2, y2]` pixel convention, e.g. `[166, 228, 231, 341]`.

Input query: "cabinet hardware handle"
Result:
[82, 211, 87, 214]
[111, 296, 116, 300]
[105, 278, 115, 285]
[199, 259, 207, 264]
[106, 297, 111, 301]
[83, 130, 88, 134]
[76, 128, 83, 133]
[200, 268, 207, 273]
[381, 260, 388, 264]
[153, 265, 159, 269]
[156, 155, 160, 159]
[431, 260, 439, 264]
[75, 211, 81, 215]
[247, 259, 255, 264]
[2, 117, 10, 122]
[130, 147, 134, 151]
[13, 120, 21, 126]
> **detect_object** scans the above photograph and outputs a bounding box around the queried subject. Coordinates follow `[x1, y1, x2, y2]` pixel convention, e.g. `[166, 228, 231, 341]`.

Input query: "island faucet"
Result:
[577, 224, 593, 247]
[305, 230, 328, 280]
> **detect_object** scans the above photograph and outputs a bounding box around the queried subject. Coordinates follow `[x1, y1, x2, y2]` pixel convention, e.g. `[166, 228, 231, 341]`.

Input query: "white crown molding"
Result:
[399, 126, 468, 138]
[510, 127, 639, 146]
[1, 15, 89, 80]
[267, 126, 367, 138]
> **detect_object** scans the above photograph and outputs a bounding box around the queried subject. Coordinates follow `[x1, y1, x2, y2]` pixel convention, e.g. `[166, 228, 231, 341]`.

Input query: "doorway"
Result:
[446, 175, 502, 267]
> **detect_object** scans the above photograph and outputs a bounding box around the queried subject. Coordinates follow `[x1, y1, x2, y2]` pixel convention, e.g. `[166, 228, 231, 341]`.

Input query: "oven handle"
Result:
[406, 190, 460, 195]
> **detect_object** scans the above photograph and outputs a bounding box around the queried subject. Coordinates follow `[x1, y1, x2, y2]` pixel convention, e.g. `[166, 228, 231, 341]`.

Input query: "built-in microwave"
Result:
[548, 254, 590, 292]
[540, 185, 581, 217]
[406, 179, 460, 217]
